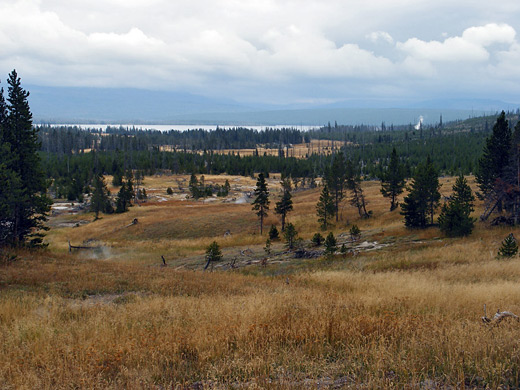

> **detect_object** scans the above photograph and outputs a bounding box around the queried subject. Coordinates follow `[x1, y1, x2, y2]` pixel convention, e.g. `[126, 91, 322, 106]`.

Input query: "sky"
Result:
[1, 0, 520, 107]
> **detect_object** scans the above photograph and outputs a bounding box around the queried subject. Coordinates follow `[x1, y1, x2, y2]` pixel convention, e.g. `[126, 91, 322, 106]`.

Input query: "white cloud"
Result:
[0, 1, 519, 103]
[366, 31, 394, 44]
[397, 24, 516, 63]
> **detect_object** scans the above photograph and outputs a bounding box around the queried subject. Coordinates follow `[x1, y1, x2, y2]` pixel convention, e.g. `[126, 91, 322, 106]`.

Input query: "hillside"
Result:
[2, 173, 520, 388]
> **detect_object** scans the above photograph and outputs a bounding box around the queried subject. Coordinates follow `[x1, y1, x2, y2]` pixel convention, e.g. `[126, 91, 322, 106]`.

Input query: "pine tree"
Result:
[0, 70, 51, 246]
[316, 185, 335, 230]
[498, 233, 518, 258]
[312, 232, 324, 246]
[268, 224, 279, 240]
[204, 241, 223, 270]
[324, 232, 337, 255]
[350, 224, 361, 241]
[275, 176, 293, 231]
[252, 173, 270, 235]
[438, 174, 475, 237]
[477, 111, 511, 217]
[115, 172, 134, 213]
[346, 159, 370, 218]
[90, 174, 112, 220]
[189, 173, 200, 199]
[380, 148, 406, 211]
[401, 157, 441, 228]
[325, 154, 346, 222]
[283, 222, 298, 249]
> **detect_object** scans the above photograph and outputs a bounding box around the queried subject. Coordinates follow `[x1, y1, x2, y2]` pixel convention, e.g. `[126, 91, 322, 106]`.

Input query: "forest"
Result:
[37, 112, 517, 202]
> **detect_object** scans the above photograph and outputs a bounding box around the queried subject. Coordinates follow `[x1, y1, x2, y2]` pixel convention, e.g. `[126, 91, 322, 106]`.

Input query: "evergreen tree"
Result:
[312, 232, 324, 246]
[345, 159, 370, 218]
[204, 241, 223, 270]
[380, 148, 406, 211]
[316, 185, 335, 230]
[349, 224, 361, 241]
[189, 173, 200, 199]
[401, 157, 441, 228]
[324, 232, 337, 255]
[252, 173, 270, 234]
[90, 174, 112, 220]
[283, 222, 298, 249]
[325, 154, 346, 222]
[498, 233, 518, 258]
[476, 111, 511, 217]
[0, 70, 51, 246]
[115, 173, 134, 213]
[275, 176, 293, 231]
[268, 224, 279, 240]
[438, 174, 475, 237]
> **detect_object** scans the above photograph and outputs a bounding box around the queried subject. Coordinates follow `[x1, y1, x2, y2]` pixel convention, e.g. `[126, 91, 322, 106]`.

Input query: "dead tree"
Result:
[481, 304, 520, 327]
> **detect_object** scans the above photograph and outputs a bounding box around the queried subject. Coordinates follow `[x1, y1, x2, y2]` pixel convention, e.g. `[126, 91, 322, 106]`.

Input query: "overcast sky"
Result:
[1, 0, 520, 106]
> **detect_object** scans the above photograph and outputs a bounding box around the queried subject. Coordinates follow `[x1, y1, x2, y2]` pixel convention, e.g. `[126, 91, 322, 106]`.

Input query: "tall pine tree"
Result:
[274, 176, 293, 231]
[380, 148, 406, 211]
[316, 185, 335, 230]
[252, 173, 270, 235]
[325, 153, 346, 222]
[401, 156, 441, 228]
[0, 70, 51, 246]
[476, 111, 511, 218]
[438, 174, 475, 237]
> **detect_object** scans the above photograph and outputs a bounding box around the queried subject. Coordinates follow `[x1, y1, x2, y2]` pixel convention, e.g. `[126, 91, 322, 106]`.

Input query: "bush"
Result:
[166, 187, 173, 195]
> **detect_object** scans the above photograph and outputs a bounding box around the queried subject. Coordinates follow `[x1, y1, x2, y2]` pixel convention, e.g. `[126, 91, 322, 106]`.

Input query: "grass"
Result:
[2, 174, 520, 388]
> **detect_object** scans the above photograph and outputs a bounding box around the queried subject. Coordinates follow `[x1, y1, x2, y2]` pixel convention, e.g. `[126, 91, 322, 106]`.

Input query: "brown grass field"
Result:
[2, 174, 520, 389]
[160, 140, 345, 159]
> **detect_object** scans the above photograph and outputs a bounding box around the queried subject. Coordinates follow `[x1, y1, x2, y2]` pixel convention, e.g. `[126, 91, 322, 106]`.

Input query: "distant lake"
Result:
[39, 124, 320, 132]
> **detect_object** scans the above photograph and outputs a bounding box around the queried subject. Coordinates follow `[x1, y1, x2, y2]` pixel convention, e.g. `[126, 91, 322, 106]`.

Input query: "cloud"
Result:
[397, 24, 516, 63]
[0, 1, 519, 103]
[366, 31, 394, 45]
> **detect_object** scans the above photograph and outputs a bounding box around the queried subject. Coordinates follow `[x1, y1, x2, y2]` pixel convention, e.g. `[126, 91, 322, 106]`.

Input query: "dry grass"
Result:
[2, 174, 520, 388]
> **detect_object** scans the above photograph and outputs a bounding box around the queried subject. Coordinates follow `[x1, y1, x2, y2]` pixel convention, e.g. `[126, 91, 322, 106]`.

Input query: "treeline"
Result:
[36, 111, 520, 202]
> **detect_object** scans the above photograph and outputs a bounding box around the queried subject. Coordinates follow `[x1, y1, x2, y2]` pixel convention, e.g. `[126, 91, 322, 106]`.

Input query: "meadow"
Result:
[2, 174, 520, 389]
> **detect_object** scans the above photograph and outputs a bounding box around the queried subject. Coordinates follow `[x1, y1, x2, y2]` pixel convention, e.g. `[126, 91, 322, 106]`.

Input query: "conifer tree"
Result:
[275, 176, 293, 231]
[325, 154, 346, 222]
[498, 233, 518, 258]
[252, 173, 270, 235]
[324, 232, 337, 255]
[476, 111, 511, 216]
[268, 224, 279, 240]
[90, 173, 112, 220]
[316, 185, 335, 230]
[380, 148, 406, 211]
[401, 157, 441, 228]
[204, 241, 223, 270]
[283, 222, 298, 249]
[0, 70, 51, 246]
[115, 172, 134, 213]
[346, 159, 370, 218]
[438, 174, 475, 237]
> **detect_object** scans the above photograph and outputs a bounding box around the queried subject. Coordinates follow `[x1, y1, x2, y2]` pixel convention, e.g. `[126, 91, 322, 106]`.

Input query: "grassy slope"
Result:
[2, 174, 520, 389]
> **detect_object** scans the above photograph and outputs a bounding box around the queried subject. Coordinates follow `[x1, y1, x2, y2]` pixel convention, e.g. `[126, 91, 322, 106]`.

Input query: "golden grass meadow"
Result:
[2, 174, 520, 389]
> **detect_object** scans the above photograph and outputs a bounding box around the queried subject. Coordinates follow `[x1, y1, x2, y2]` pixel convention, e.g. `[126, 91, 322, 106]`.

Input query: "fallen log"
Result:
[481, 304, 520, 327]
[68, 240, 102, 253]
